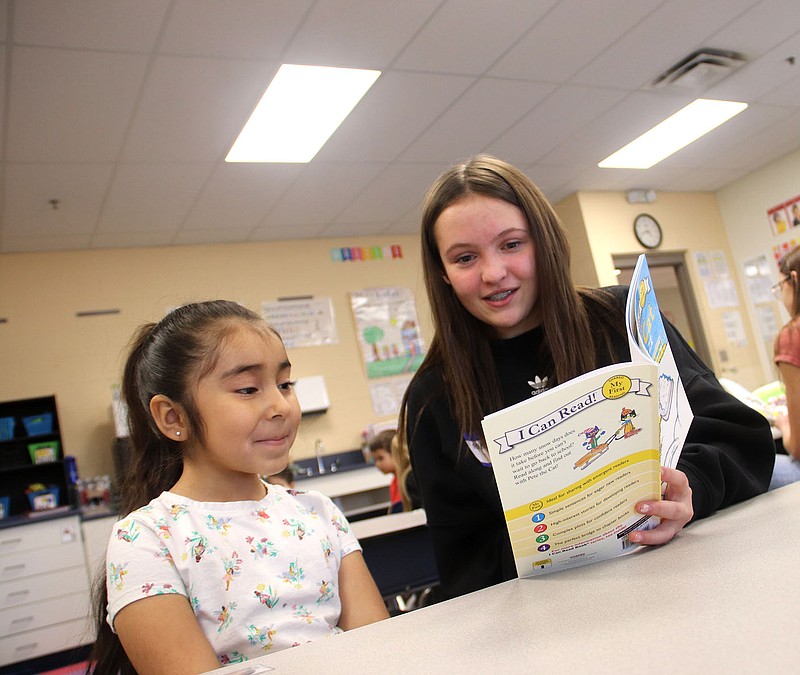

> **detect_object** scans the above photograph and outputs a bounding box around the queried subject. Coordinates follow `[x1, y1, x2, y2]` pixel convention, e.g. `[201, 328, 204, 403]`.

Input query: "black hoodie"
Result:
[405, 286, 775, 599]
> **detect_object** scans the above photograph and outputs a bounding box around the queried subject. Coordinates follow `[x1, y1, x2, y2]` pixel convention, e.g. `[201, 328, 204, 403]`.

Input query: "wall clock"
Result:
[633, 213, 663, 249]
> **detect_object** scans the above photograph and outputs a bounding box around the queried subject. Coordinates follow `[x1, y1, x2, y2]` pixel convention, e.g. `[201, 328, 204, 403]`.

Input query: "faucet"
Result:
[315, 439, 326, 475]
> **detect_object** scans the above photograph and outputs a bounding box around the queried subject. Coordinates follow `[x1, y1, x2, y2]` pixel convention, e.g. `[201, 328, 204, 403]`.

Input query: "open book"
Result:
[481, 254, 693, 576]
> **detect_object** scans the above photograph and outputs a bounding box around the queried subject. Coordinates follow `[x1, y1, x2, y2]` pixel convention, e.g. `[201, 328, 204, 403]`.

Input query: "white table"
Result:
[210, 482, 800, 674]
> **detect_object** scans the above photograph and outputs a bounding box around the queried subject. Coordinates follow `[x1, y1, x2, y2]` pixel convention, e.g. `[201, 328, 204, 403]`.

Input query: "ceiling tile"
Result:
[2, 1, 800, 254]
[538, 91, 695, 167]
[314, 71, 474, 162]
[173, 228, 255, 246]
[0, 0, 7, 45]
[91, 231, 176, 249]
[159, 0, 310, 59]
[0, 51, 5, 157]
[570, 0, 759, 89]
[3, 163, 114, 235]
[394, 0, 551, 75]
[1, 233, 92, 253]
[318, 220, 396, 237]
[334, 162, 444, 224]
[249, 221, 326, 241]
[14, 0, 168, 52]
[96, 163, 212, 233]
[264, 162, 385, 227]
[400, 78, 556, 162]
[703, 0, 800, 56]
[7, 47, 149, 162]
[284, 0, 441, 69]
[659, 103, 794, 168]
[181, 163, 303, 231]
[120, 55, 278, 162]
[487, 84, 629, 165]
[489, 0, 659, 83]
[709, 31, 800, 102]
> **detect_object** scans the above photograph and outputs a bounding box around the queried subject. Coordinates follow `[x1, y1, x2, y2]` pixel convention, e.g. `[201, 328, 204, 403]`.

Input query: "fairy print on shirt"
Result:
[105, 483, 361, 660]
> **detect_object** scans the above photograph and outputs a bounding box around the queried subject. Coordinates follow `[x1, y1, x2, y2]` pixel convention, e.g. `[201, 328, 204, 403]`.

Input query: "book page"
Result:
[625, 255, 694, 468]
[482, 362, 661, 577]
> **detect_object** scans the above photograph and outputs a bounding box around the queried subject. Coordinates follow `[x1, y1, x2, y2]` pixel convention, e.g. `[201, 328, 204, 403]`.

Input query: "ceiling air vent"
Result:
[652, 48, 746, 90]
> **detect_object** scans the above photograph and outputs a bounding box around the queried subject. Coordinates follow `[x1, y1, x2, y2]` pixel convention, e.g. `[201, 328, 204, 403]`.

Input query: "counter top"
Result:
[350, 508, 427, 539]
[295, 465, 391, 498]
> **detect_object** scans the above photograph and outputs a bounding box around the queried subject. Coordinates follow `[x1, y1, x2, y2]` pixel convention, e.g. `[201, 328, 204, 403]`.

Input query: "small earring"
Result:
[175, 431, 181, 437]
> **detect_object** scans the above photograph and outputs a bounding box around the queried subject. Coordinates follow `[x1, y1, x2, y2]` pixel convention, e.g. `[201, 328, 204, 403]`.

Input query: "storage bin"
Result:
[22, 413, 53, 436]
[28, 440, 60, 464]
[27, 486, 60, 511]
[0, 416, 14, 440]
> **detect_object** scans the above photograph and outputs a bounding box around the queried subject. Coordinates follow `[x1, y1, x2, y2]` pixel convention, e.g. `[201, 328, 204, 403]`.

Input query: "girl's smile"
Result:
[435, 194, 541, 338]
[178, 326, 301, 499]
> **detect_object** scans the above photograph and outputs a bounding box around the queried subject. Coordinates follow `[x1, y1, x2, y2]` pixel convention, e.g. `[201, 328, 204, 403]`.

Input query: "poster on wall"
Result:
[754, 304, 781, 345]
[743, 254, 776, 304]
[349, 287, 426, 379]
[695, 250, 739, 309]
[742, 253, 783, 379]
[721, 310, 748, 347]
[368, 375, 414, 417]
[262, 297, 338, 349]
[767, 193, 800, 236]
[774, 239, 800, 268]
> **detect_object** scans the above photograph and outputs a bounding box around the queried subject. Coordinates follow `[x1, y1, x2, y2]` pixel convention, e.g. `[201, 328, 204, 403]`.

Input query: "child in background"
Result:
[90, 300, 388, 675]
[368, 429, 403, 513]
[769, 244, 800, 488]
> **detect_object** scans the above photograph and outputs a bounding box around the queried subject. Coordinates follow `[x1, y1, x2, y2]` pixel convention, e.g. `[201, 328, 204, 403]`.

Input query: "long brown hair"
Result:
[398, 154, 623, 450]
[778, 244, 800, 318]
[89, 300, 273, 675]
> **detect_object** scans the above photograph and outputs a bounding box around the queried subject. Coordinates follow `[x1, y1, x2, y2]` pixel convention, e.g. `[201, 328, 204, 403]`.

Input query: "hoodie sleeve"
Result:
[602, 284, 774, 520]
[665, 320, 775, 519]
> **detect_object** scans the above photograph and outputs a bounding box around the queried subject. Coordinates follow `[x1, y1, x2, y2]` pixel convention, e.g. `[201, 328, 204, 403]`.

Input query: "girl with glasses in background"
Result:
[771, 245, 800, 488]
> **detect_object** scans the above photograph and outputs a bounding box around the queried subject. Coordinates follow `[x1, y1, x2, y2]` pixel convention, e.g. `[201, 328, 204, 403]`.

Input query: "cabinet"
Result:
[0, 514, 93, 667]
[0, 395, 70, 520]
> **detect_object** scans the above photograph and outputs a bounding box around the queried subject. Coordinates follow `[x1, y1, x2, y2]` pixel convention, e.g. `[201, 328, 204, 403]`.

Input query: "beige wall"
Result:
[0, 235, 430, 480]
[2, 170, 788, 482]
[556, 190, 766, 389]
[553, 193, 599, 288]
[717, 146, 800, 382]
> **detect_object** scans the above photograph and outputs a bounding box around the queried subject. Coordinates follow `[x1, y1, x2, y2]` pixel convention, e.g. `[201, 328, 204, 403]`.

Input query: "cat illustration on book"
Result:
[573, 407, 644, 470]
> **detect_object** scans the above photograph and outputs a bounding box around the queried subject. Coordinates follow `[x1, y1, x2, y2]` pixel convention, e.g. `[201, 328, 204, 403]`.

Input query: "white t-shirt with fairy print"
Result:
[105, 482, 361, 666]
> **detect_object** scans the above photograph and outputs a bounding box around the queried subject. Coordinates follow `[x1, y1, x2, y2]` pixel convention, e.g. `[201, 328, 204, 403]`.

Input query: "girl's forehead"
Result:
[214, 324, 287, 365]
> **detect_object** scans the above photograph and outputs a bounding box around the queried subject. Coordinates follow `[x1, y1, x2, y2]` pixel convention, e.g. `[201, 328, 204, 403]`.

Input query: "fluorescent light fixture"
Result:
[226, 64, 381, 163]
[598, 98, 747, 169]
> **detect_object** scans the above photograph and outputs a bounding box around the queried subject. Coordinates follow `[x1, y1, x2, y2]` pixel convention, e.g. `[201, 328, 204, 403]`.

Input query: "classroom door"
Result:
[613, 252, 712, 367]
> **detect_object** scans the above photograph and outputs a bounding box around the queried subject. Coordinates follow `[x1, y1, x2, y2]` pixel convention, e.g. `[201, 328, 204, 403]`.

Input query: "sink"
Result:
[292, 449, 370, 479]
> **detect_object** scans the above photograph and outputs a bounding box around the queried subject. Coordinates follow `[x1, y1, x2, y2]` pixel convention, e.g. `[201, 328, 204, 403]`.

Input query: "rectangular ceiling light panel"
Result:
[598, 98, 748, 169]
[226, 64, 381, 163]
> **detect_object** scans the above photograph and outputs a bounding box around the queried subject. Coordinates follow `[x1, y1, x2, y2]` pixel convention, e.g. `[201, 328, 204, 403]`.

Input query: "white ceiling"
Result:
[2, 0, 800, 254]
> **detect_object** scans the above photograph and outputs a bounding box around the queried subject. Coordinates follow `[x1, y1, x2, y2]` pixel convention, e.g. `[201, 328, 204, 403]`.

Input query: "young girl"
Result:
[90, 300, 388, 674]
[770, 245, 800, 487]
[398, 154, 775, 599]
[367, 429, 403, 513]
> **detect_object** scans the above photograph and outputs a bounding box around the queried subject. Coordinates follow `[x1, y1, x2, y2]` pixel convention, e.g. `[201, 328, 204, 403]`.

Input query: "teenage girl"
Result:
[398, 154, 775, 599]
[90, 300, 388, 674]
